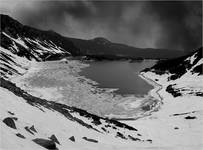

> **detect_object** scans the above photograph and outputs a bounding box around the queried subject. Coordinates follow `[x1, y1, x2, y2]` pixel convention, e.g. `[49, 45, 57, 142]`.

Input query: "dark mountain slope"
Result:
[143, 47, 202, 80]
[1, 14, 185, 60]
[142, 47, 203, 97]
[1, 14, 80, 61]
[69, 37, 185, 59]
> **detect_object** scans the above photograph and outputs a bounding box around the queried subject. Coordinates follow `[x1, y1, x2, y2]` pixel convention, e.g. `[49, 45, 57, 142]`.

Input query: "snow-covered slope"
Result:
[0, 46, 30, 78]
[0, 38, 153, 148]
[0, 29, 153, 150]
[0, 78, 154, 150]
[126, 47, 203, 149]
[1, 14, 79, 61]
[142, 47, 203, 97]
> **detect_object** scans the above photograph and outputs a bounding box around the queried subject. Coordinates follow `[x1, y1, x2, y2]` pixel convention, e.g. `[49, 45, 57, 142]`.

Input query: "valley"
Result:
[10, 59, 160, 119]
[0, 14, 202, 150]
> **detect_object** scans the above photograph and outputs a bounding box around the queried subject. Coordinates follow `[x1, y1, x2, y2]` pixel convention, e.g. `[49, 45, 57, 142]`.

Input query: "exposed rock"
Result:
[32, 138, 57, 150]
[146, 139, 152, 143]
[185, 116, 197, 119]
[11, 117, 18, 121]
[174, 127, 179, 130]
[16, 133, 25, 139]
[30, 125, 37, 133]
[128, 135, 141, 141]
[49, 134, 60, 145]
[91, 119, 102, 125]
[172, 111, 195, 116]
[141, 105, 151, 111]
[82, 137, 98, 143]
[25, 126, 34, 135]
[3, 117, 17, 129]
[196, 92, 203, 97]
[101, 127, 107, 132]
[7, 111, 15, 115]
[0, 78, 141, 142]
[166, 84, 182, 97]
[116, 132, 127, 139]
[69, 136, 75, 142]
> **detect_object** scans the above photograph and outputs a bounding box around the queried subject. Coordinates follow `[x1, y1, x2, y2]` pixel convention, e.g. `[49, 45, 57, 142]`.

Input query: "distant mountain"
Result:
[69, 37, 185, 59]
[1, 14, 185, 60]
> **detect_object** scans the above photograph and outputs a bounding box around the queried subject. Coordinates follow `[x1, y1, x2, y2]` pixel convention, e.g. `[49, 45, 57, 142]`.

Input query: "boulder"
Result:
[25, 126, 34, 135]
[30, 125, 37, 133]
[33, 138, 57, 150]
[185, 116, 196, 119]
[146, 139, 152, 143]
[49, 134, 60, 145]
[7, 111, 15, 115]
[16, 133, 25, 139]
[82, 137, 98, 143]
[3, 117, 17, 129]
[69, 136, 75, 142]
[128, 135, 141, 141]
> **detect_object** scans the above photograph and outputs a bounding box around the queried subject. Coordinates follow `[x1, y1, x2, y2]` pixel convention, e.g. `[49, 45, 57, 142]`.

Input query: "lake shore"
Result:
[10, 59, 163, 120]
[108, 72, 163, 121]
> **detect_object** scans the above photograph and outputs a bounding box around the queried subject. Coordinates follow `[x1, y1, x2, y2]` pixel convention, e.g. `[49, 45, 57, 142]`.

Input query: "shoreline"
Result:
[10, 59, 164, 121]
[106, 72, 164, 121]
[139, 73, 163, 101]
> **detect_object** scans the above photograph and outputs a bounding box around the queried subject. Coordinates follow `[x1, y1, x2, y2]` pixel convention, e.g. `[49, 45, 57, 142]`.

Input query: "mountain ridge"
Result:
[1, 14, 186, 60]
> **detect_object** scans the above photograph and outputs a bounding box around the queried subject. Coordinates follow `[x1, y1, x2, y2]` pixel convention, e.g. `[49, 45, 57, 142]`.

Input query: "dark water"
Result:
[79, 60, 156, 95]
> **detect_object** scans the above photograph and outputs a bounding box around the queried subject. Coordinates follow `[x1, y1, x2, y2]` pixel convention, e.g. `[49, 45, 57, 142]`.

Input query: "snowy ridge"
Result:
[2, 32, 70, 61]
[0, 46, 31, 78]
[1, 14, 79, 62]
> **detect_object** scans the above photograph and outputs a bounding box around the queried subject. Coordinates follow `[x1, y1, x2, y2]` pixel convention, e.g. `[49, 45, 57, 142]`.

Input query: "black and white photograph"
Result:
[0, 0, 202, 149]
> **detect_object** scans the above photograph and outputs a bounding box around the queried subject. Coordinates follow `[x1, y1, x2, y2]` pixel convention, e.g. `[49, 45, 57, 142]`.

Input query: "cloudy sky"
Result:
[0, 0, 202, 52]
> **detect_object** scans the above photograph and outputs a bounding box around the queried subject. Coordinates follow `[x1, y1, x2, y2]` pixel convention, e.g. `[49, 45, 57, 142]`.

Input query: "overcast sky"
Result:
[0, 0, 202, 52]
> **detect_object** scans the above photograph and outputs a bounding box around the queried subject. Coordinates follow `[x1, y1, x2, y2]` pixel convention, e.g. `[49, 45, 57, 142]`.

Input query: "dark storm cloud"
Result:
[1, 0, 202, 52]
[147, 1, 202, 51]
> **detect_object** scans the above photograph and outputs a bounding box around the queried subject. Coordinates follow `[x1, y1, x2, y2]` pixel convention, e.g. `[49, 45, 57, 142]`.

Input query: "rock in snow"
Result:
[3, 117, 17, 129]
[16, 133, 26, 139]
[69, 136, 75, 142]
[49, 134, 60, 145]
[82, 137, 98, 143]
[32, 138, 57, 150]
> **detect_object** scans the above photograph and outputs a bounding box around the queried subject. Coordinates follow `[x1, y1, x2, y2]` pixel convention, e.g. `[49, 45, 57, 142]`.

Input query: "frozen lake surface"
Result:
[16, 59, 158, 118]
[80, 60, 156, 96]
